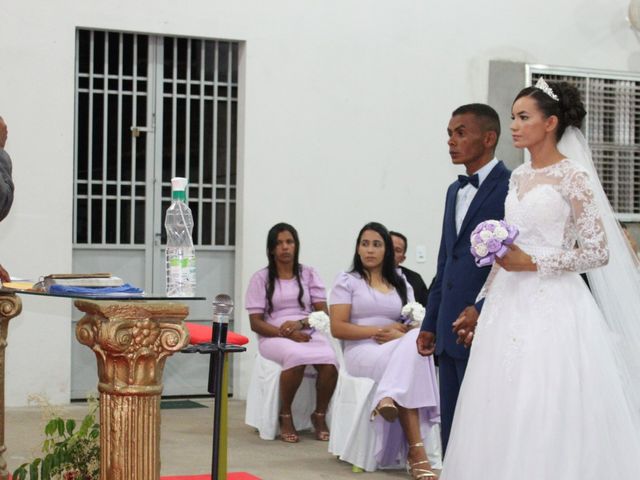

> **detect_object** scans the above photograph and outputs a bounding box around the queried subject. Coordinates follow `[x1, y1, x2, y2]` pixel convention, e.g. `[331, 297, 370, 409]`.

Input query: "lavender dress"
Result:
[245, 265, 337, 370]
[330, 271, 440, 468]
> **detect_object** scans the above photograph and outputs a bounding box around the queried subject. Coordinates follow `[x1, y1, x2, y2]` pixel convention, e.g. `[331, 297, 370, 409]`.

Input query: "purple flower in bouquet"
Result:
[470, 219, 519, 267]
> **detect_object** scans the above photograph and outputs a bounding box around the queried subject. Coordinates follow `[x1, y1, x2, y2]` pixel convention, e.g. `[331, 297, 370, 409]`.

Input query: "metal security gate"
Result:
[72, 29, 240, 398]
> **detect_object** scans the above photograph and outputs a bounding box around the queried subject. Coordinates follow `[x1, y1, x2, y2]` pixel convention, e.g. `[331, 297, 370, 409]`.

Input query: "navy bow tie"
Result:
[458, 174, 479, 188]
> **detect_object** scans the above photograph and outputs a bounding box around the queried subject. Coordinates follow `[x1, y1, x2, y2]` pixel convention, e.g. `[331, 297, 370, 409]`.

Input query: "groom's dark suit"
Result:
[421, 160, 510, 454]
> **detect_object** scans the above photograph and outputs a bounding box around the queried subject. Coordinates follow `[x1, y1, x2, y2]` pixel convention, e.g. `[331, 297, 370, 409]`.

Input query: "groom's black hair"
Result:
[451, 103, 501, 143]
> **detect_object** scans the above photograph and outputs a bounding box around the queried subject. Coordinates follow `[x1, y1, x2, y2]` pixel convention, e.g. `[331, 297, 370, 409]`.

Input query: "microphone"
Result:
[211, 293, 233, 345]
[208, 293, 234, 395]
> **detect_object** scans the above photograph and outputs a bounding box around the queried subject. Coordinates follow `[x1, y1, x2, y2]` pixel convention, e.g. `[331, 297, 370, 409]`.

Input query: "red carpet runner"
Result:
[11, 473, 259, 479]
[161, 474, 261, 480]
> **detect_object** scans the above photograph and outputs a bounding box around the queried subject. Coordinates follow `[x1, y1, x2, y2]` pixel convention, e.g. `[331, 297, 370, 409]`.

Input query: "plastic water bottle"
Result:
[165, 177, 196, 297]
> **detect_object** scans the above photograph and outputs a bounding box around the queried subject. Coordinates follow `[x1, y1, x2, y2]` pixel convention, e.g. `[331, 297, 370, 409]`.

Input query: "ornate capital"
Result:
[0, 294, 22, 349]
[74, 300, 190, 395]
[74, 300, 191, 479]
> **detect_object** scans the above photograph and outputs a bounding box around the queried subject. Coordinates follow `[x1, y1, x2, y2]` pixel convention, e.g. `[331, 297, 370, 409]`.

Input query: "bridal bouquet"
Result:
[401, 301, 426, 328]
[470, 219, 519, 267]
[308, 311, 331, 335]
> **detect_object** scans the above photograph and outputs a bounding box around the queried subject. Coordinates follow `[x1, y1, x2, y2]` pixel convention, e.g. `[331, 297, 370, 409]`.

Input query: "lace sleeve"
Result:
[535, 169, 609, 276]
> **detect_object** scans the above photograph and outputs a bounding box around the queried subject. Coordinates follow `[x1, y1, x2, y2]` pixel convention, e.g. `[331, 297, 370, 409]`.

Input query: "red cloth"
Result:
[185, 322, 249, 346]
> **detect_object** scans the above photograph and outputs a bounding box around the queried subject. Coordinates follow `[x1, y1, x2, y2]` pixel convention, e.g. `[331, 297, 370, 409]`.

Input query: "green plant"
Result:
[12, 401, 100, 480]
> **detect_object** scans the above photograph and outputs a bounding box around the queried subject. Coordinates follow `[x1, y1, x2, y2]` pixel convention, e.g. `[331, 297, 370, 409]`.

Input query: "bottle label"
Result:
[166, 252, 196, 296]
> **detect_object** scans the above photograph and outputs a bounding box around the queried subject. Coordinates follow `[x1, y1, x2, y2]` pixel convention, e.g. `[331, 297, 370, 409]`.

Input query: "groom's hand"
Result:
[417, 331, 436, 356]
[453, 306, 479, 348]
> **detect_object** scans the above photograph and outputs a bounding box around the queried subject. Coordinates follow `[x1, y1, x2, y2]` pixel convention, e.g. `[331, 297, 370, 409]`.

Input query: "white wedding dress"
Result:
[440, 158, 640, 479]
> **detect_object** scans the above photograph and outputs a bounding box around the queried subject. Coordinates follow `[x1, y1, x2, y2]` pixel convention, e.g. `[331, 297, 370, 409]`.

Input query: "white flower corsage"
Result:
[401, 302, 425, 328]
[308, 311, 331, 334]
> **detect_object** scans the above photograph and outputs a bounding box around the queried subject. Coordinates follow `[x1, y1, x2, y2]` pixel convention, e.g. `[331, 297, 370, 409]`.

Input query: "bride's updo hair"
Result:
[514, 80, 587, 141]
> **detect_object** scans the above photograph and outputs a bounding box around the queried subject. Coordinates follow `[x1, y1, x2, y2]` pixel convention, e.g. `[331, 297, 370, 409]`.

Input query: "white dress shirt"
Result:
[455, 158, 498, 234]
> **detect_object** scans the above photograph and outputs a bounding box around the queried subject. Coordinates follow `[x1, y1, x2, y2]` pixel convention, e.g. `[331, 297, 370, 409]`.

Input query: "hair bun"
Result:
[549, 81, 586, 129]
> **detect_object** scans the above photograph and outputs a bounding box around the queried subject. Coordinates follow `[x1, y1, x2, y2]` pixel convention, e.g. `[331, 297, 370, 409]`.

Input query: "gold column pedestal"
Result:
[74, 300, 190, 480]
[0, 294, 22, 480]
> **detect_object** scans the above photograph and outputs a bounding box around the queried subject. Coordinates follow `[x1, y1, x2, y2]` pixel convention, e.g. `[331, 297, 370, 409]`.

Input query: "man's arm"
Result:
[0, 149, 14, 222]
[421, 214, 447, 334]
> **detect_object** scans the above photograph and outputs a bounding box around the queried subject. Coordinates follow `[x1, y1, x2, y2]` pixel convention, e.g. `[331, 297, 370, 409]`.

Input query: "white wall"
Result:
[1, 0, 637, 405]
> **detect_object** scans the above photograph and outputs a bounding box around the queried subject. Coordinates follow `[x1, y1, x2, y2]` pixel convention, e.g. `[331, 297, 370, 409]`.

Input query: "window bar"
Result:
[172, 39, 178, 181]
[115, 32, 124, 245]
[101, 34, 109, 245]
[130, 34, 139, 245]
[211, 41, 220, 245]
[197, 40, 206, 246]
[74, 31, 80, 244]
[87, 31, 96, 244]
[185, 39, 192, 183]
[225, 42, 233, 247]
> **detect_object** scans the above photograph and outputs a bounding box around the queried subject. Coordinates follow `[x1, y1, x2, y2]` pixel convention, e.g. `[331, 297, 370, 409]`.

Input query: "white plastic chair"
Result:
[244, 351, 316, 440]
[327, 334, 443, 472]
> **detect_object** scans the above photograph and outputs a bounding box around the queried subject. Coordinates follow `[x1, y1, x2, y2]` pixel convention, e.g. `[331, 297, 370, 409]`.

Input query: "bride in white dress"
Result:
[440, 79, 640, 479]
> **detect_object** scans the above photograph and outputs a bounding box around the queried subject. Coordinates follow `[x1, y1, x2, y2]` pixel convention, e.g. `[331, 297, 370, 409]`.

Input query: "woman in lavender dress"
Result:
[246, 223, 338, 443]
[330, 222, 440, 479]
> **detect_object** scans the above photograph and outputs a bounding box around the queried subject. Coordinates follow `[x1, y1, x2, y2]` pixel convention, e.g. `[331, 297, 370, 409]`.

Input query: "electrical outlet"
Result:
[416, 245, 427, 263]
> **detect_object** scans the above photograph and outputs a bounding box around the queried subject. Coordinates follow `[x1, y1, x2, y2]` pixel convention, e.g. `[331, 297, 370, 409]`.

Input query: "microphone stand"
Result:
[182, 293, 246, 480]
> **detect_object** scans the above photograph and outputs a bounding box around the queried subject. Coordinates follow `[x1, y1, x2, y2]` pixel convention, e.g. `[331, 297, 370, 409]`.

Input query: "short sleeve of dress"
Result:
[304, 266, 327, 304]
[329, 272, 355, 305]
[245, 269, 268, 314]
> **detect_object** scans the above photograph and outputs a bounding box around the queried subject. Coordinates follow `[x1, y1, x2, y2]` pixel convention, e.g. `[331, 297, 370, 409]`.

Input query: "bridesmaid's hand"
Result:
[279, 320, 303, 337]
[372, 323, 407, 344]
[495, 244, 537, 272]
[287, 330, 311, 343]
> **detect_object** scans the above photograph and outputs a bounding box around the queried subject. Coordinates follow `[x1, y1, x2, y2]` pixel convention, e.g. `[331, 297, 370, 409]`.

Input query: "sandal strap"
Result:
[413, 470, 437, 479]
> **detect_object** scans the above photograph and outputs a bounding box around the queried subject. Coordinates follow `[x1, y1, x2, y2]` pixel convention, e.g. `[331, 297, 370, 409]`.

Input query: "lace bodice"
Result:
[507, 158, 609, 275]
[477, 158, 609, 302]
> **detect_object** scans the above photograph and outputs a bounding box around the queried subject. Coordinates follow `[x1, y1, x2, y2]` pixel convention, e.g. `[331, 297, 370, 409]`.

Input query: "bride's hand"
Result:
[495, 244, 537, 272]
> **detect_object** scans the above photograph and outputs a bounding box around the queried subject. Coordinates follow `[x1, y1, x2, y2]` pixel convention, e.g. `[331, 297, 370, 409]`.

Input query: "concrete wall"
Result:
[0, 0, 638, 405]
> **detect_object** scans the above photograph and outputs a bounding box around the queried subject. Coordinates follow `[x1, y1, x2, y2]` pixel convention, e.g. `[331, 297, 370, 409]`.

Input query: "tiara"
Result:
[534, 77, 559, 101]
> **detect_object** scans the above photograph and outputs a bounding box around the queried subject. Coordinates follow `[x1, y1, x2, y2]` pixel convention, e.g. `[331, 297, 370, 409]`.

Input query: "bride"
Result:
[440, 79, 640, 479]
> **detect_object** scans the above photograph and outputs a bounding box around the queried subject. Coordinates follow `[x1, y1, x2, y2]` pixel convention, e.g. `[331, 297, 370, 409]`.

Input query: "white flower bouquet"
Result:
[308, 311, 331, 335]
[401, 301, 426, 328]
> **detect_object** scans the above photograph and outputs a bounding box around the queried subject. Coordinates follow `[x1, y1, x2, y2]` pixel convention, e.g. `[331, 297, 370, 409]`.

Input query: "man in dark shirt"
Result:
[0, 115, 15, 283]
[390, 231, 429, 307]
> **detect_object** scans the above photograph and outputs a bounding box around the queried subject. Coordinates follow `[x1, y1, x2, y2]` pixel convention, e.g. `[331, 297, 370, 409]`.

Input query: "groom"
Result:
[417, 103, 510, 455]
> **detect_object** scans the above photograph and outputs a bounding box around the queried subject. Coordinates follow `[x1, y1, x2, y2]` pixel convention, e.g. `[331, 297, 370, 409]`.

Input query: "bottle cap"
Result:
[171, 177, 188, 191]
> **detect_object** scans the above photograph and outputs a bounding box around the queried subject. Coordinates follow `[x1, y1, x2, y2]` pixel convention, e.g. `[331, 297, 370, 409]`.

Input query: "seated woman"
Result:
[330, 222, 440, 479]
[246, 222, 338, 443]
